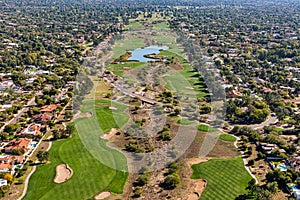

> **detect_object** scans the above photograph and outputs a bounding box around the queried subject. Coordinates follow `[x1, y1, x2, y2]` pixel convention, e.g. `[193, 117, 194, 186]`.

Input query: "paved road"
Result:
[231, 134, 259, 184]
[104, 77, 163, 105]
[247, 114, 278, 130]
[0, 96, 36, 132]
[17, 165, 36, 200]
[229, 114, 278, 130]
[218, 132, 259, 184]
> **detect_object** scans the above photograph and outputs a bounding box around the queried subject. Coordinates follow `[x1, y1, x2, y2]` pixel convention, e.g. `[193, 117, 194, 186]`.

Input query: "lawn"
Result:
[177, 117, 195, 125]
[126, 21, 143, 30]
[84, 77, 111, 100]
[152, 22, 169, 30]
[152, 34, 184, 54]
[197, 124, 218, 133]
[161, 50, 208, 98]
[108, 61, 146, 77]
[24, 132, 128, 200]
[191, 157, 252, 200]
[24, 100, 129, 200]
[112, 38, 144, 59]
[219, 134, 237, 142]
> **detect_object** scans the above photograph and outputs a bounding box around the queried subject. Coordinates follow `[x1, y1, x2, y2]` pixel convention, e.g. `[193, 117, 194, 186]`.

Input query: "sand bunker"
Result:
[188, 179, 207, 200]
[54, 164, 73, 183]
[74, 111, 93, 119]
[100, 128, 118, 140]
[86, 112, 93, 118]
[186, 158, 209, 200]
[186, 157, 211, 166]
[94, 191, 111, 200]
[109, 106, 117, 110]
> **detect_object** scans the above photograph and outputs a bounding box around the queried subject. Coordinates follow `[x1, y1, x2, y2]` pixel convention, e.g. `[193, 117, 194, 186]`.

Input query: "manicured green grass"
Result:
[177, 117, 195, 125]
[191, 157, 252, 200]
[24, 100, 129, 200]
[108, 61, 146, 77]
[153, 35, 184, 54]
[160, 50, 208, 98]
[153, 35, 174, 43]
[153, 22, 169, 30]
[24, 131, 128, 200]
[197, 124, 218, 133]
[112, 38, 144, 59]
[126, 21, 143, 30]
[219, 134, 237, 142]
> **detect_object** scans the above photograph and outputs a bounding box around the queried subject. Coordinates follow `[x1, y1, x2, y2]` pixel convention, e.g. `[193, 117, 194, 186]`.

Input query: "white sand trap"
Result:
[186, 157, 211, 166]
[94, 191, 111, 200]
[100, 128, 118, 140]
[109, 106, 117, 110]
[54, 164, 73, 183]
[74, 111, 93, 119]
[86, 112, 93, 118]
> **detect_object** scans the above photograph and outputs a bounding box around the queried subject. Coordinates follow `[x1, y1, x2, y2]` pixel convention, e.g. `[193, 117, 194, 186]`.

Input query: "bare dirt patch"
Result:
[207, 140, 239, 158]
[124, 67, 141, 80]
[169, 62, 183, 70]
[94, 191, 111, 200]
[54, 164, 73, 183]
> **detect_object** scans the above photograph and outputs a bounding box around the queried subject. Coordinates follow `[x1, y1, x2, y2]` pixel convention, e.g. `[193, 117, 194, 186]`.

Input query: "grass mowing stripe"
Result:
[191, 157, 252, 200]
[24, 100, 129, 200]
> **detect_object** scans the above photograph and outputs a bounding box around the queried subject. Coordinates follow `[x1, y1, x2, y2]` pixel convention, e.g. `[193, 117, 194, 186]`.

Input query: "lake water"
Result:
[128, 45, 169, 62]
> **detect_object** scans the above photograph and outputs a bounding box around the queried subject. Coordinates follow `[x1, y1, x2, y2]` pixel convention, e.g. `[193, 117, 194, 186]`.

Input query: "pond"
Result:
[128, 45, 169, 62]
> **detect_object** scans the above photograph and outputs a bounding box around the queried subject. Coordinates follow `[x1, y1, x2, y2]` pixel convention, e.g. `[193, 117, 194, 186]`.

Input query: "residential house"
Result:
[0, 104, 12, 112]
[0, 81, 14, 91]
[288, 157, 300, 172]
[261, 87, 273, 93]
[20, 124, 41, 136]
[0, 155, 23, 166]
[259, 142, 279, 155]
[12, 156, 24, 164]
[227, 89, 243, 98]
[32, 113, 54, 123]
[0, 163, 12, 173]
[4, 138, 31, 154]
[0, 156, 12, 168]
[293, 188, 300, 200]
[40, 104, 58, 112]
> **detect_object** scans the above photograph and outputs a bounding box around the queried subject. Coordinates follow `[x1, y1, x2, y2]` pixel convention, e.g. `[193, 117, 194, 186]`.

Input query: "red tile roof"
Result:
[32, 113, 53, 122]
[40, 104, 58, 112]
[5, 138, 30, 153]
[0, 163, 12, 170]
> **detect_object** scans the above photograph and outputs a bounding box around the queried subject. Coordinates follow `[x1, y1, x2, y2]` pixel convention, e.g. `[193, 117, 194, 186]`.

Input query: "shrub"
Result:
[134, 174, 150, 186]
[248, 159, 254, 166]
[162, 173, 181, 189]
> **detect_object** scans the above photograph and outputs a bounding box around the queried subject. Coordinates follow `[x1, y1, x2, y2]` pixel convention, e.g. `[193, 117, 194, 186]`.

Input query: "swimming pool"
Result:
[13, 164, 22, 170]
[277, 164, 287, 171]
[292, 185, 298, 190]
[30, 141, 38, 148]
